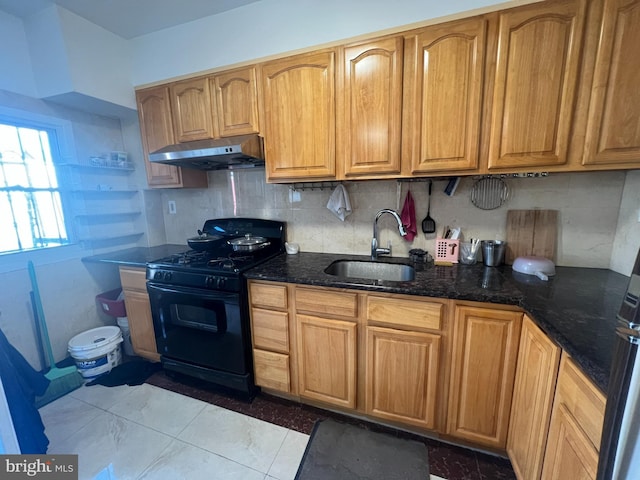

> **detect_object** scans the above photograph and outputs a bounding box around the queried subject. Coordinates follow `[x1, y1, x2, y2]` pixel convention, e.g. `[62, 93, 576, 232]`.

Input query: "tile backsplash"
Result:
[160, 169, 634, 270]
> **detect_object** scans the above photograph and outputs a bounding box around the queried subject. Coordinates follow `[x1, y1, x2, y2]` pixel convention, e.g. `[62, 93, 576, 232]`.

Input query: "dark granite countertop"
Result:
[245, 252, 629, 393]
[81, 244, 188, 267]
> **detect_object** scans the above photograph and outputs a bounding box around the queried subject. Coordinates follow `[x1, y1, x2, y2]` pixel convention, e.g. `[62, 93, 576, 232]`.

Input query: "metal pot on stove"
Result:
[227, 234, 271, 252]
[187, 230, 223, 251]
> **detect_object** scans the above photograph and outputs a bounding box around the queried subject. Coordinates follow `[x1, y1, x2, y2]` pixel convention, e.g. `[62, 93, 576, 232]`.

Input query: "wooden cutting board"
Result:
[505, 210, 558, 264]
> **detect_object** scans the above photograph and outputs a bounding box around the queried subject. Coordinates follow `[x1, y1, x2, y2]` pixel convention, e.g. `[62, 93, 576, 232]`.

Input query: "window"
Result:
[0, 122, 69, 254]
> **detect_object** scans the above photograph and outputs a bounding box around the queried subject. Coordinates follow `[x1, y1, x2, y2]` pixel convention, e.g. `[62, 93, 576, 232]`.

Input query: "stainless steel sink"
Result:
[324, 260, 415, 282]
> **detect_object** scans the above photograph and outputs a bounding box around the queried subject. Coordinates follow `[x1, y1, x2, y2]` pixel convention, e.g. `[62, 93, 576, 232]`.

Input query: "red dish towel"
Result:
[400, 190, 417, 242]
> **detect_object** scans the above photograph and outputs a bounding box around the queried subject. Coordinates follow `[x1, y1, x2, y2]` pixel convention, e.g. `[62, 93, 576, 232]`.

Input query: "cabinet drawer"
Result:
[555, 354, 606, 451]
[119, 266, 147, 292]
[367, 296, 442, 330]
[253, 349, 290, 392]
[295, 287, 358, 318]
[250, 282, 288, 310]
[251, 308, 289, 353]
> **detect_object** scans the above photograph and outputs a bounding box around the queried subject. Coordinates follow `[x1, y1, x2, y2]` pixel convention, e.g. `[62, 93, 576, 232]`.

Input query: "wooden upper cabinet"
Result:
[211, 66, 260, 137]
[487, 0, 588, 170]
[136, 86, 207, 188]
[136, 86, 181, 186]
[260, 50, 337, 181]
[402, 17, 487, 174]
[582, 0, 640, 166]
[447, 305, 522, 449]
[338, 37, 403, 177]
[170, 77, 216, 142]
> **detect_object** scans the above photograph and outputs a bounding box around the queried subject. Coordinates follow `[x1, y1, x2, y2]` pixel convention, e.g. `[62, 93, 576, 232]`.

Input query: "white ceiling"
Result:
[0, 0, 262, 39]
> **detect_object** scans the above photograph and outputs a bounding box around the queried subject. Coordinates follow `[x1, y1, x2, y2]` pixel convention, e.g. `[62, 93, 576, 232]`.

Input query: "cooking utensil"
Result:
[421, 180, 436, 234]
[228, 234, 270, 252]
[470, 177, 509, 210]
[512, 255, 556, 281]
[187, 232, 223, 251]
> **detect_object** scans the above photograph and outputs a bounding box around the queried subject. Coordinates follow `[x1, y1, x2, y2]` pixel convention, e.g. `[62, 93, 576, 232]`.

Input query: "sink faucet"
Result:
[371, 209, 407, 260]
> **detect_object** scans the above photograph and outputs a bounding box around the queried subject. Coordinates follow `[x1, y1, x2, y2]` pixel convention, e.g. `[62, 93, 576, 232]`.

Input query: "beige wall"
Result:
[611, 171, 640, 275]
[160, 169, 635, 271]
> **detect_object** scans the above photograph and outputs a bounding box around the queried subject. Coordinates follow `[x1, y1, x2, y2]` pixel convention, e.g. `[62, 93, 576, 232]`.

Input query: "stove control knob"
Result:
[205, 276, 215, 288]
[154, 271, 163, 280]
[218, 277, 226, 288]
[163, 272, 172, 281]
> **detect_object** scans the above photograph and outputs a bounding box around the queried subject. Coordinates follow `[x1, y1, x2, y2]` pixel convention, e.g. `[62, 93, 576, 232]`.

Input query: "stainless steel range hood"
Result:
[148, 134, 264, 170]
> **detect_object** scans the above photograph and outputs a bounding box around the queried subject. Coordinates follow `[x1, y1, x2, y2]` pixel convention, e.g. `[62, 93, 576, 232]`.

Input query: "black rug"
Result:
[295, 419, 430, 480]
[86, 359, 161, 387]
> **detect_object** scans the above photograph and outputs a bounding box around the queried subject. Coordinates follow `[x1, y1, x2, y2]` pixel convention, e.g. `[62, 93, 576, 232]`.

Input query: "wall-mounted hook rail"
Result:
[288, 181, 342, 192]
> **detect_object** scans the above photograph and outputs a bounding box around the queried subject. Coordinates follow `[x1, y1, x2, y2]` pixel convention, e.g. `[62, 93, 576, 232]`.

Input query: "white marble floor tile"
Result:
[107, 383, 207, 436]
[137, 438, 265, 480]
[39, 396, 103, 448]
[268, 430, 309, 480]
[70, 383, 136, 410]
[50, 410, 173, 480]
[178, 404, 288, 473]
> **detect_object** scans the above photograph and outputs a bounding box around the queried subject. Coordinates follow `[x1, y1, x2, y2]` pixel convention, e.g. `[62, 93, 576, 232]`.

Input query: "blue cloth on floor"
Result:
[0, 329, 50, 453]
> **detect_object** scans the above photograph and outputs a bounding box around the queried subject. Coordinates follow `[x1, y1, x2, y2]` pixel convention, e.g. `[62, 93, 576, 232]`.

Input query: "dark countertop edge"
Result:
[81, 244, 189, 268]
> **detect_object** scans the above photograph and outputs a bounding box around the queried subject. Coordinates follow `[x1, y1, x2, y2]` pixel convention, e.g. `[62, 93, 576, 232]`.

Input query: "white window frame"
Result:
[0, 105, 83, 273]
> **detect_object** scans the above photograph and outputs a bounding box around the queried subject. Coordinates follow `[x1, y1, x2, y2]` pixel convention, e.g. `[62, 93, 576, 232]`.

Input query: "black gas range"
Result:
[146, 218, 285, 399]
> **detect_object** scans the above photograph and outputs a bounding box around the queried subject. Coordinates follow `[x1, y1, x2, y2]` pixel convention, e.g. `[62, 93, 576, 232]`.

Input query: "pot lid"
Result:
[228, 234, 268, 246]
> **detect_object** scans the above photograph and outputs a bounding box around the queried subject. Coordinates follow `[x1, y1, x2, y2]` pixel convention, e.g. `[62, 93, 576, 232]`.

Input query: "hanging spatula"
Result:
[421, 180, 436, 234]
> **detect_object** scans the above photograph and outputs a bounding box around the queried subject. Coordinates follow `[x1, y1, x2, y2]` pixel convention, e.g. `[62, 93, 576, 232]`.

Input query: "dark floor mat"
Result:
[86, 359, 161, 387]
[295, 418, 429, 480]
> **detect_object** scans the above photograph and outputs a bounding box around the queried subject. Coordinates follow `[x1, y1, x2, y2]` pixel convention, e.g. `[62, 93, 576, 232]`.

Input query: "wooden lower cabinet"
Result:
[541, 354, 606, 480]
[118, 266, 159, 362]
[297, 314, 357, 409]
[508, 315, 561, 480]
[247, 279, 607, 465]
[248, 281, 292, 393]
[365, 326, 441, 429]
[447, 305, 522, 449]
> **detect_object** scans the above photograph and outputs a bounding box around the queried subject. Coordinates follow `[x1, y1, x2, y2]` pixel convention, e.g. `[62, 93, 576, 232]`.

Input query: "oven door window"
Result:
[147, 284, 246, 375]
[170, 302, 226, 333]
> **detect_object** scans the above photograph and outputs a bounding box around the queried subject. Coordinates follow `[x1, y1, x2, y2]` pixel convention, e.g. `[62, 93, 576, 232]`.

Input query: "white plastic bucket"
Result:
[116, 317, 135, 356]
[68, 326, 123, 379]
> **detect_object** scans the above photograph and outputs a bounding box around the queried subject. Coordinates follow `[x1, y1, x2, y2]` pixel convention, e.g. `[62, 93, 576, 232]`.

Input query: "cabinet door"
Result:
[170, 77, 216, 142]
[541, 404, 599, 480]
[541, 355, 605, 480]
[136, 87, 208, 188]
[366, 326, 440, 429]
[582, 0, 640, 166]
[260, 50, 336, 181]
[447, 306, 522, 449]
[121, 290, 160, 362]
[508, 316, 561, 480]
[211, 66, 260, 137]
[339, 37, 403, 177]
[136, 86, 183, 187]
[297, 314, 356, 408]
[487, 0, 587, 170]
[402, 16, 487, 173]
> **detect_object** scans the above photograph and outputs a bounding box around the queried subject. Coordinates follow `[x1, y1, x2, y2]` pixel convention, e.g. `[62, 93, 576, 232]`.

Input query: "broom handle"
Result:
[27, 261, 56, 369]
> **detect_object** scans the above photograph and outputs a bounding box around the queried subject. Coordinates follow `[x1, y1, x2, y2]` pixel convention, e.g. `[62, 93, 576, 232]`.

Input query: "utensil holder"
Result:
[435, 239, 459, 263]
[481, 240, 507, 267]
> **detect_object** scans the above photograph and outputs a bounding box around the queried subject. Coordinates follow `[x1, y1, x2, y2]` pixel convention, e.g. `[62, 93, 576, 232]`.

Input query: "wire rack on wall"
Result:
[288, 181, 343, 192]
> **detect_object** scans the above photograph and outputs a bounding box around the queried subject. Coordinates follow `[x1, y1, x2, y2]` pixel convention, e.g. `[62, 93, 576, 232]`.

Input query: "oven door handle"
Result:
[146, 282, 238, 302]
